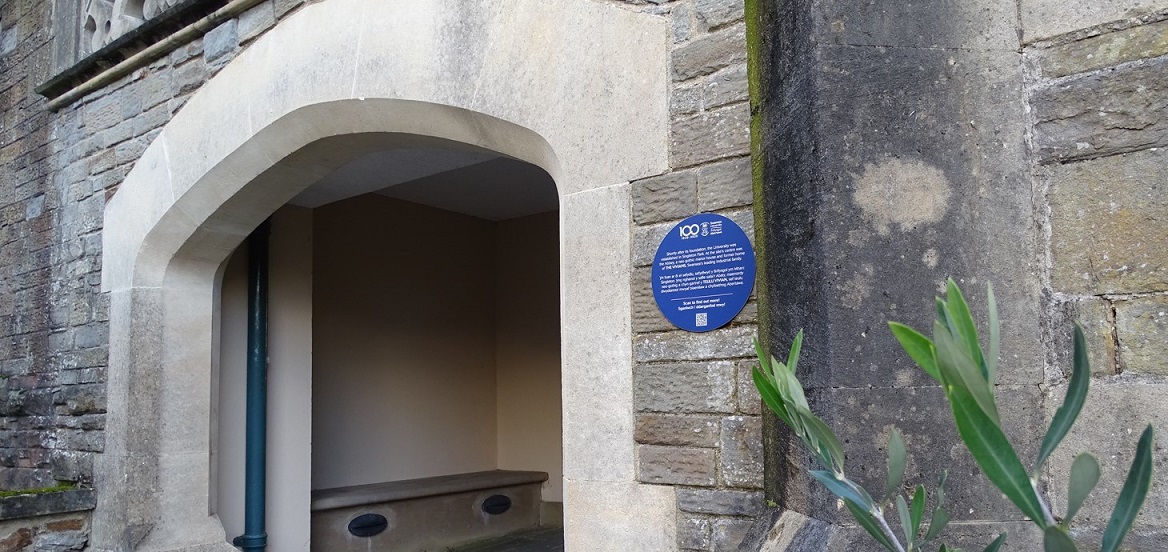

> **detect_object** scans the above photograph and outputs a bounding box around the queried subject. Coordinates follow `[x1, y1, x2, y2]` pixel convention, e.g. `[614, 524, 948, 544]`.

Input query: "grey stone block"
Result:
[1032, 57, 1168, 163]
[0, 489, 96, 520]
[1046, 383, 1168, 533]
[1115, 296, 1168, 375]
[203, 19, 238, 62]
[678, 488, 764, 516]
[680, 513, 713, 550]
[634, 325, 755, 364]
[712, 517, 755, 552]
[694, 0, 744, 29]
[635, 413, 721, 447]
[703, 64, 748, 111]
[1035, 19, 1168, 78]
[720, 415, 763, 488]
[238, 1, 276, 43]
[672, 102, 750, 168]
[697, 156, 751, 211]
[635, 361, 737, 414]
[816, 0, 1017, 50]
[632, 170, 698, 224]
[639, 444, 718, 486]
[632, 266, 673, 333]
[673, 23, 747, 81]
[736, 360, 762, 415]
[1048, 147, 1168, 295]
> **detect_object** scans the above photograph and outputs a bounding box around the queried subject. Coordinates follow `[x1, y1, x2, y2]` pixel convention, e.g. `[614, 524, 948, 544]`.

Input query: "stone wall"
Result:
[626, 1, 762, 550]
[1027, 6, 1168, 547]
[0, 0, 314, 499]
[0, 0, 106, 495]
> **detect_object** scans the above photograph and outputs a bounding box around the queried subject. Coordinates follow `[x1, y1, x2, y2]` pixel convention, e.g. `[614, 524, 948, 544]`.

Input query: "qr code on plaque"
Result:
[695, 312, 708, 327]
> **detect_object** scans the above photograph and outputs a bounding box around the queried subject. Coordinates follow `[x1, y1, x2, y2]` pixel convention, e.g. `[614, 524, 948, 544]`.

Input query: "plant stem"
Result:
[1032, 480, 1057, 526]
[872, 506, 908, 552]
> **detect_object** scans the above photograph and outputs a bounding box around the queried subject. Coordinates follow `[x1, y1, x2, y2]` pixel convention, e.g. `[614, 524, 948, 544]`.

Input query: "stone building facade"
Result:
[0, 0, 1164, 551]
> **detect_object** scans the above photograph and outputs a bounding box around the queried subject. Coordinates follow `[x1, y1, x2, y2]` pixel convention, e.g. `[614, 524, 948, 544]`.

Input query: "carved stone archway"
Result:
[98, 1, 674, 550]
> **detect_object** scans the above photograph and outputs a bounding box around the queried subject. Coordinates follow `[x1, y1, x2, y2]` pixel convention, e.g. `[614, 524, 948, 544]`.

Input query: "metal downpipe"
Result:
[234, 220, 270, 552]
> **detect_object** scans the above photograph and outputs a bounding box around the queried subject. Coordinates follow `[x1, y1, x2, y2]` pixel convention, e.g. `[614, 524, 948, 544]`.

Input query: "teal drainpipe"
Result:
[234, 220, 269, 552]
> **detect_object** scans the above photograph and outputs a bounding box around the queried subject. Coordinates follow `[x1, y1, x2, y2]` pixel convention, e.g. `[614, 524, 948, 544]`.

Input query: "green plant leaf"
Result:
[845, 499, 898, 551]
[944, 279, 987, 378]
[786, 329, 804, 376]
[986, 283, 1000, 385]
[935, 297, 951, 332]
[935, 322, 1000, 426]
[1100, 425, 1155, 552]
[809, 471, 873, 509]
[982, 533, 1007, 552]
[753, 339, 775, 381]
[896, 495, 913, 548]
[885, 428, 907, 500]
[911, 485, 926, 540]
[889, 322, 941, 383]
[752, 368, 793, 427]
[947, 386, 1046, 524]
[1065, 453, 1100, 526]
[1043, 526, 1077, 552]
[799, 409, 846, 474]
[923, 508, 950, 542]
[1036, 324, 1091, 474]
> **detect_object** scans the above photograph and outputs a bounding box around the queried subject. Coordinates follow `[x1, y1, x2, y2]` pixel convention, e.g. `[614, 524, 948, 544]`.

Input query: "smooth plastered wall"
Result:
[495, 212, 563, 502]
[311, 196, 499, 490]
[215, 207, 314, 552]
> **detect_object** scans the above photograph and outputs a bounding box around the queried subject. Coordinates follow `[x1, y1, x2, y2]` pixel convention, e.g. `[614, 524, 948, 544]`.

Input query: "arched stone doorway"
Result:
[97, 1, 675, 550]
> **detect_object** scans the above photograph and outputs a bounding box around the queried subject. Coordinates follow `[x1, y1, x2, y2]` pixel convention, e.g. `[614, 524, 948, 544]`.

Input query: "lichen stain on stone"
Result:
[852, 158, 952, 236]
[839, 263, 874, 309]
[922, 248, 939, 268]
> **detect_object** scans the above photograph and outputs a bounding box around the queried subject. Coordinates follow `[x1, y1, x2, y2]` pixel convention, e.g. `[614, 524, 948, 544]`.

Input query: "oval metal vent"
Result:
[348, 513, 389, 537]
[481, 494, 512, 515]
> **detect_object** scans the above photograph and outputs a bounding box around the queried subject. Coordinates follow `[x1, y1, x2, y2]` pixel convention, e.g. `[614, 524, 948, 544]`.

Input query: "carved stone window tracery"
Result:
[80, 0, 181, 54]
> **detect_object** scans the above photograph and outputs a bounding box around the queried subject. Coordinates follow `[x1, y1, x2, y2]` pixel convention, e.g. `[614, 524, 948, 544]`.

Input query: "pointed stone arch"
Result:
[98, 1, 675, 550]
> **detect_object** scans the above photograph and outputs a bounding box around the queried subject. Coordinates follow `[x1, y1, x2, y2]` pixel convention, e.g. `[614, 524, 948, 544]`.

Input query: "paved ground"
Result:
[448, 527, 564, 552]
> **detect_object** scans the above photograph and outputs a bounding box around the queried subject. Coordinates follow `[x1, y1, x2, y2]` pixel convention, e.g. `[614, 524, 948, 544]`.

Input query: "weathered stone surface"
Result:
[1115, 296, 1168, 375]
[739, 509, 846, 552]
[1048, 148, 1168, 294]
[0, 490, 95, 520]
[634, 361, 737, 414]
[1022, 0, 1164, 43]
[694, 0, 744, 29]
[1036, 19, 1168, 78]
[1047, 383, 1168, 532]
[678, 488, 764, 516]
[202, 19, 237, 62]
[697, 156, 751, 211]
[672, 102, 750, 168]
[736, 360, 762, 415]
[781, 386, 1043, 523]
[720, 416, 763, 489]
[632, 170, 698, 224]
[238, 1, 277, 43]
[635, 414, 721, 447]
[1033, 58, 1168, 163]
[634, 325, 755, 363]
[639, 445, 718, 486]
[632, 267, 673, 333]
[712, 517, 754, 552]
[1056, 297, 1117, 376]
[679, 513, 712, 550]
[818, 0, 1018, 50]
[673, 23, 747, 81]
[704, 64, 748, 110]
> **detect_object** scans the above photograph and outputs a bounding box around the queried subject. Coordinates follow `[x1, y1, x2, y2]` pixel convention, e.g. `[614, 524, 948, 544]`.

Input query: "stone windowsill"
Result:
[0, 490, 97, 521]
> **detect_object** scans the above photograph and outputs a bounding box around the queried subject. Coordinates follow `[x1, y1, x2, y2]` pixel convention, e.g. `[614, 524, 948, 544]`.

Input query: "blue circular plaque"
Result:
[651, 213, 756, 332]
